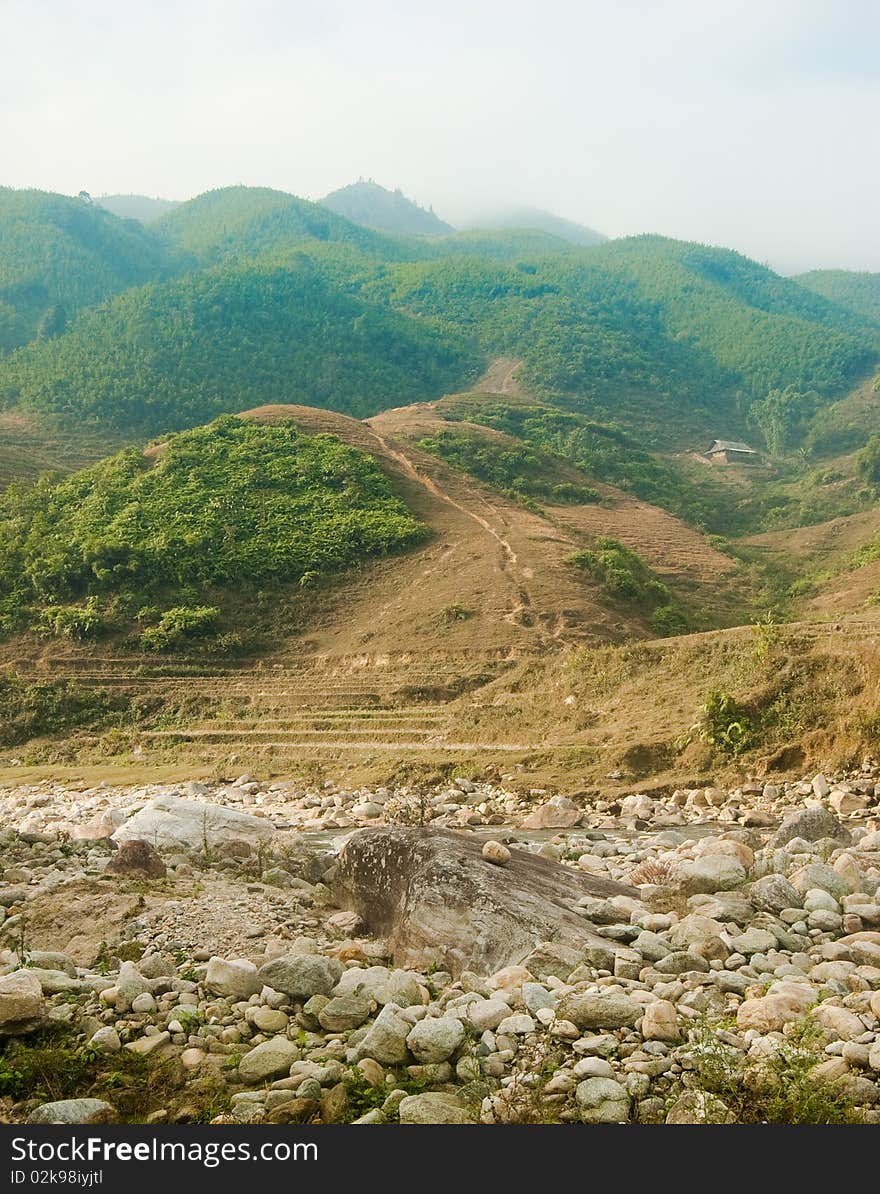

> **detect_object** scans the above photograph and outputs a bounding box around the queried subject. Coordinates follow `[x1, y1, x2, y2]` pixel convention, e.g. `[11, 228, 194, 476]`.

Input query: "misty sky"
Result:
[3, 0, 878, 273]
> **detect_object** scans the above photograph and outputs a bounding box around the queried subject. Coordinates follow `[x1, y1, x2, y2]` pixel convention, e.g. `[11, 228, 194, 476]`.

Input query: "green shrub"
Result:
[698, 690, 755, 755]
[36, 597, 105, 641]
[139, 606, 220, 652]
[0, 417, 429, 637]
[856, 435, 880, 488]
[649, 604, 690, 636]
[568, 537, 690, 634]
[681, 1018, 862, 1124]
[414, 429, 599, 506]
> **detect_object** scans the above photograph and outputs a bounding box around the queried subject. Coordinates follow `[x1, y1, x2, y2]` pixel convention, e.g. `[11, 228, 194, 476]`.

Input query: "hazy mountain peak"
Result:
[462, 206, 606, 246]
[320, 179, 453, 237]
[95, 194, 180, 223]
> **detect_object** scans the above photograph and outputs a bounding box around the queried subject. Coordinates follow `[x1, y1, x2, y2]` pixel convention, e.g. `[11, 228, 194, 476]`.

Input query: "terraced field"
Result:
[25, 654, 531, 760]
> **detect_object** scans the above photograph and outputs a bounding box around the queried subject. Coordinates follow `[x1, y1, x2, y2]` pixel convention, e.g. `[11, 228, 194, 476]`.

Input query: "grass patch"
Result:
[0, 1026, 231, 1123]
[679, 1019, 864, 1124]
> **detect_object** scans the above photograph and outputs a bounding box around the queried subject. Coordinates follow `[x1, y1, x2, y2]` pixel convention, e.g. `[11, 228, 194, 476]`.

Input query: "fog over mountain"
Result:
[3, 0, 879, 273]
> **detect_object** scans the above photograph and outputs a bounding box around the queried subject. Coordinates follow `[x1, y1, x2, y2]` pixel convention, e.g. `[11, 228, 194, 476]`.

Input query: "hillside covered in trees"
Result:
[0, 257, 477, 432]
[795, 269, 880, 325]
[0, 188, 177, 352]
[0, 185, 877, 457]
[0, 415, 427, 639]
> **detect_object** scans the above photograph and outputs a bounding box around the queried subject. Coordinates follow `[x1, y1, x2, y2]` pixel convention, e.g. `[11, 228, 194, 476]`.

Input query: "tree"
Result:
[750, 387, 818, 456]
[857, 435, 880, 488]
[37, 304, 68, 340]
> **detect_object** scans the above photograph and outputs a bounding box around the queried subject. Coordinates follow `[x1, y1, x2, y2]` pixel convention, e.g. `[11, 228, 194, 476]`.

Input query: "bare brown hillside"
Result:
[744, 509, 880, 621]
[0, 410, 127, 488]
[368, 401, 739, 586]
[239, 402, 743, 659]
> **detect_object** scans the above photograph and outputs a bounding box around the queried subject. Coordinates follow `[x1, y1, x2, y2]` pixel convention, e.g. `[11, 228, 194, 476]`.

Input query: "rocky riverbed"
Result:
[0, 766, 879, 1124]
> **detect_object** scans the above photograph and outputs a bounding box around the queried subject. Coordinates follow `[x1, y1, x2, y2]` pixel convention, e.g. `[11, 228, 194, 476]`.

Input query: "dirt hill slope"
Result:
[744, 508, 880, 621]
[242, 402, 741, 660]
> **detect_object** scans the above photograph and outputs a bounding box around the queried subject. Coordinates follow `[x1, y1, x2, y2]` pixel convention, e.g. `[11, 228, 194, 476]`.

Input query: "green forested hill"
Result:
[0, 188, 177, 352]
[795, 269, 880, 325]
[320, 180, 454, 237]
[1, 186, 877, 455]
[0, 256, 478, 432]
[0, 415, 427, 637]
[355, 237, 878, 442]
[155, 186, 408, 264]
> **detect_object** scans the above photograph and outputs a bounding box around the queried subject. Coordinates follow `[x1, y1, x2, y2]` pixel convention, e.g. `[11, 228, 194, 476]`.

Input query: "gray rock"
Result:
[238, 1037, 301, 1083]
[468, 998, 510, 1031]
[258, 954, 342, 1000]
[317, 995, 373, 1032]
[0, 969, 44, 1033]
[26, 951, 77, 976]
[398, 1092, 473, 1124]
[675, 856, 746, 894]
[205, 957, 261, 999]
[89, 1026, 121, 1053]
[771, 808, 848, 849]
[633, 930, 672, 961]
[575, 1077, 631, 1123]
[750, 874, 802, 914]
[521, 942, 582, 980]
[352, 1004, 412, 1065]
[522, 982, 557, 1013]
[406, 1016, 466, 1063]
[790, 864, 850, 901]
[557, 992, 641, 1029]
[27, 1099, 116, 1124]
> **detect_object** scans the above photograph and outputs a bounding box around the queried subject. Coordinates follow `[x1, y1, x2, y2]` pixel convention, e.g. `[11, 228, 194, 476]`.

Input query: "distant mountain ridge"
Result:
[796, 269, 880, 325]
[462, 206, 607, 246]
[320, 180, 454, 237]
[0, 183, 877, 468]
[96, 194, 180, 223]
[0, 187, 177, 351]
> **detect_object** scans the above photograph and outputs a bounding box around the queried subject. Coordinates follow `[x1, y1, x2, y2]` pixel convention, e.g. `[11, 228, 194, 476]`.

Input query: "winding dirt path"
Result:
[368, 429, 519, 568]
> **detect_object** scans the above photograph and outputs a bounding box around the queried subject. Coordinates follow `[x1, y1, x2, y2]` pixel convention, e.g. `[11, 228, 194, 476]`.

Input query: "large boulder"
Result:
[332, 827, 636, 976]
[258, 954, 342, 1000]
[111, 793, 273, 851]
[0, 969, 44, 1035]
[771, 808, 848, 849]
